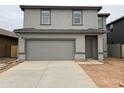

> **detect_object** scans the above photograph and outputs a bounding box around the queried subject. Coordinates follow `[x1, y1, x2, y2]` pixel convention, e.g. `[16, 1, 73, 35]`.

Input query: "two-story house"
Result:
[14, 5, 110, 61]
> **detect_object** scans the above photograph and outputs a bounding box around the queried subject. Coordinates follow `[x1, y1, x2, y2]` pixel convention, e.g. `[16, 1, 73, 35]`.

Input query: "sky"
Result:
[0, 5, 124, 31]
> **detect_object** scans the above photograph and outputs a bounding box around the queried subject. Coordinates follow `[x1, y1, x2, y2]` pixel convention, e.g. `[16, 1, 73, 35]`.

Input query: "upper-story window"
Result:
[98, 17, 103, 29]
[72, 10, 82, 25]
[110, 24, 113, 32]
[41, 10, 51, 25]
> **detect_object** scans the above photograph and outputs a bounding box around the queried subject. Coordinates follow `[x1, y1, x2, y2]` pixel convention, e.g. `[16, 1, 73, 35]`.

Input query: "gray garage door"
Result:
[26, 40, 75, 61]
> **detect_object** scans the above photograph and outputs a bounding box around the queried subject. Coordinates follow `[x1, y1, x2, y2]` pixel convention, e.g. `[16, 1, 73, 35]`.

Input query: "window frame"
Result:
[98, 17, 103, 29]
[72, 10, 83, 26]
[110, 24, 113, 29]
[110, 24, 114, 32]
[40, 9, 51, 25]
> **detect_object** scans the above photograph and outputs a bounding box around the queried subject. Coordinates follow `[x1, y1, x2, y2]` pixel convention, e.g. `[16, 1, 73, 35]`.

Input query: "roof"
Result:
[107, 16, 124, 26]
[14, 28, 107, 34]
[98, 13, 110, 17]
[0, 28, 18, 38]
[20, 5, 102, 11]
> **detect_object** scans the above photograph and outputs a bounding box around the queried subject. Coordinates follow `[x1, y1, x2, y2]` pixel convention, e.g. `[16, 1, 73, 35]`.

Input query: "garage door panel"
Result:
[26, 40, 74, 61]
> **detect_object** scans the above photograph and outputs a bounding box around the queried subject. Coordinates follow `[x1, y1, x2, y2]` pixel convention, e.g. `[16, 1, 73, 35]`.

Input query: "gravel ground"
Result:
[0, 58, 124, 88]
[79, 58, 124, 88]
[0, 58, 16, 63]
[0, 58, 19, 73]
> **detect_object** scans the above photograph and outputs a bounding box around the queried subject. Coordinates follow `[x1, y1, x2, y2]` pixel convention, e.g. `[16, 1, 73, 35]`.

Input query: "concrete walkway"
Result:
[0, 61, 97, 88]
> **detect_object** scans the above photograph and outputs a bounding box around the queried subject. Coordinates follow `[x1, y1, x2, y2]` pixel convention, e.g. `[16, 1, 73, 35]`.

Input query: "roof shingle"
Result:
[0, 28, 18, 38]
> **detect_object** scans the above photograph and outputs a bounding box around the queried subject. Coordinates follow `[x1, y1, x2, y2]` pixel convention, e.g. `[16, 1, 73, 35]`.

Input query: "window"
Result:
[98, 17, 103, 29]
[110, 28, 113, 32]
[41, 10, 50, 25]
[110, 24, 113, 29]
[110, 24, 113, 32]
[72, 10, 82, 25]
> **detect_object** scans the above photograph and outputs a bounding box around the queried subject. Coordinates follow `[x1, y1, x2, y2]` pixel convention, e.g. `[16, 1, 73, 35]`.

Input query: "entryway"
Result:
[85, 36, 98, 59]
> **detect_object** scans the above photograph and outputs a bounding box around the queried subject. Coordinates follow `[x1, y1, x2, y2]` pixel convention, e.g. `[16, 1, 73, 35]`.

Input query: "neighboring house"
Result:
[14, 5, 110, 61]
[107, 16, 124, 58]
[0, 28, 18, 58]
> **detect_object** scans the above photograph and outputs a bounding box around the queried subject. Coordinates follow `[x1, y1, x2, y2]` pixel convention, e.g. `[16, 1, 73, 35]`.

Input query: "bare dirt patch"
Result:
[79, 58, 124, 88]
[0, 58, 19, 73]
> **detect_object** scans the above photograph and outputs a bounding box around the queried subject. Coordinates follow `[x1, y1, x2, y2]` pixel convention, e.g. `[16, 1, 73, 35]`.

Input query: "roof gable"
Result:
[107, 16, 124, 26]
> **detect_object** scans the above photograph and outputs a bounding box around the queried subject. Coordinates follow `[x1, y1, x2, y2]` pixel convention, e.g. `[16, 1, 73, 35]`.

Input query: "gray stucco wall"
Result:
[18, 33, 104, 61]
[98, 16, 108, 57]
[24, 9, 98, 29]
[102, 17, 107, 30]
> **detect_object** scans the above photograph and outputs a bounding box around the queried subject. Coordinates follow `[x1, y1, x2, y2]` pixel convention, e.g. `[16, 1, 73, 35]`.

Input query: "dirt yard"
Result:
[80, 58, 124, 88]
[0, 58, 19, 73]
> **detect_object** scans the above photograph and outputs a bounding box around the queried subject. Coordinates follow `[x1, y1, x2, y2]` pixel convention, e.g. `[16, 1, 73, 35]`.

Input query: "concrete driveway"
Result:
[0, 61, 97, 88]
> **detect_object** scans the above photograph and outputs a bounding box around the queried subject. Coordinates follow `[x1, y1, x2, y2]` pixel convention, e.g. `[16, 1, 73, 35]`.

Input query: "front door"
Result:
[85, 36, 98, 59]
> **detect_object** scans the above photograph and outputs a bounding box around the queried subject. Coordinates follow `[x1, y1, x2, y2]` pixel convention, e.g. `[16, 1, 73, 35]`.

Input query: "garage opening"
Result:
[26, 40, 75, 61]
